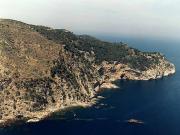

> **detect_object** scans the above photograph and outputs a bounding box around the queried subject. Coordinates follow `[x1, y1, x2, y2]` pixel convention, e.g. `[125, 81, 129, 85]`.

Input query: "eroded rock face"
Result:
[99, 57, 175, 82]
[0, 19, 175, 126]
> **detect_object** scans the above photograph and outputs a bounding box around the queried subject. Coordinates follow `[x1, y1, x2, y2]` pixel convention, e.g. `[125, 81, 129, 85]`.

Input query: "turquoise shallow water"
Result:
[0, 38, 180, 135]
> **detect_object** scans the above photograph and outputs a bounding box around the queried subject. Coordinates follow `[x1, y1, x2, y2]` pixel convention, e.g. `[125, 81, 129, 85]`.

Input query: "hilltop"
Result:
[0, 19, 175, 126]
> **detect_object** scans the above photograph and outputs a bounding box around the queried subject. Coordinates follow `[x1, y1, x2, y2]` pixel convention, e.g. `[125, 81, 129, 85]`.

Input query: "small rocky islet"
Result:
[0, 19, 175, 127]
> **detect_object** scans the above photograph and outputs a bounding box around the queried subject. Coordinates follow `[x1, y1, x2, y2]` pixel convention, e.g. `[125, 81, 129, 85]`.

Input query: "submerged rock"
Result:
[126, 119, 144, 125]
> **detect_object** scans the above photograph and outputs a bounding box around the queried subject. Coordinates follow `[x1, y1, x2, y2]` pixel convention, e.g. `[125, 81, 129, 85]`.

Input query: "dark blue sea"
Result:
[0, 37, 180, 135]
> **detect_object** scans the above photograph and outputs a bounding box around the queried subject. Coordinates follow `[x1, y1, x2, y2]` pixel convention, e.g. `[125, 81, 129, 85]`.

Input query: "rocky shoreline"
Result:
[0, 102, 92, 127]
[0, 62, 175, 128]
[0, 19, 176, 128]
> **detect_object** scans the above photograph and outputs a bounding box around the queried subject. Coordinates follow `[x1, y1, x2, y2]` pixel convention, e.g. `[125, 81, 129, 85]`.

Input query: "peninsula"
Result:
[0, 19, 175, 127]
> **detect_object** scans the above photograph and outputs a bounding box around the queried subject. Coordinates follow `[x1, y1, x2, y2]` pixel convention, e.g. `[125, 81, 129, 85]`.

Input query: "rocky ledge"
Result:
[0, 19, 175, 127]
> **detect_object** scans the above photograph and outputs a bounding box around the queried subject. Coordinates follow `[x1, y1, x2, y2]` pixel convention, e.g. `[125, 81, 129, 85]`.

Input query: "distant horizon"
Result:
[2, 17, 180, 42]
[0, 0, 180, 41]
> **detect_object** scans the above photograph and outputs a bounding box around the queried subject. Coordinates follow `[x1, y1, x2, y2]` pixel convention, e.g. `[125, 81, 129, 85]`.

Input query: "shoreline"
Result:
[0, 69, 175, 128]
[0, 18, 176, 128]
[0, 98, 99, 128]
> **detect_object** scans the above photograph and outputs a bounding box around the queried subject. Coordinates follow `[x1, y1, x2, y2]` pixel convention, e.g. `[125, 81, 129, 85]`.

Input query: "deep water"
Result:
[0, 38, 180, 135]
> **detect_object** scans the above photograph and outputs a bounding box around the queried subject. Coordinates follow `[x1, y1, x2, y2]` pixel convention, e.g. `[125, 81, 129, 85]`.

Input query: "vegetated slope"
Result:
[31, 25, 161, 71]
[0, 19, 100, 124]
[0, 19, 175, 126]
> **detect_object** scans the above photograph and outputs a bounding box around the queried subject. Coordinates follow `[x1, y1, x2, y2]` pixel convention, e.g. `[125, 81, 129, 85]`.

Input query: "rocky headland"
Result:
[0, 19, 175, 127]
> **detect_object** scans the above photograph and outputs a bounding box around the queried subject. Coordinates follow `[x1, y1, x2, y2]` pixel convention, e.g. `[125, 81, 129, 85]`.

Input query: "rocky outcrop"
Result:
[126, 119, 144, 124]
[99, 57, 175, 82]
[0, 19, 175, 127]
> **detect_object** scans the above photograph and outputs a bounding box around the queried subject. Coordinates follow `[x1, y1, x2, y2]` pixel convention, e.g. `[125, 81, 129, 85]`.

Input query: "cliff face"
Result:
[0, 19, 175, 126]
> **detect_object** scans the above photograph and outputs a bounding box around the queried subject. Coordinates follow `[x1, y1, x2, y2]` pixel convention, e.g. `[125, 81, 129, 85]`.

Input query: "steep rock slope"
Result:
[0, 19, 175, 126]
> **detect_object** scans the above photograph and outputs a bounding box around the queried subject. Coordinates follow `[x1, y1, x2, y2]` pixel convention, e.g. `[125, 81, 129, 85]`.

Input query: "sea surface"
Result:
[0, 37, 180, 135]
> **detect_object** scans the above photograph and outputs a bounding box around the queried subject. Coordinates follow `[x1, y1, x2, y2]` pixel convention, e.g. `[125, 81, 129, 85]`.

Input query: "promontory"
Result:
[0, 19, 175, 126]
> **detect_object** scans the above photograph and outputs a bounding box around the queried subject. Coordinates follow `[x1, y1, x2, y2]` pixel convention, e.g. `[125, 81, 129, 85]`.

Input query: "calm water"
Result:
[0, 38, 180, 135]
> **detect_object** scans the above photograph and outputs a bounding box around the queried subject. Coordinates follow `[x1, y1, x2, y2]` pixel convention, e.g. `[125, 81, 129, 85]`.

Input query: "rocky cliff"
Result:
[0, 19, 175, 126]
